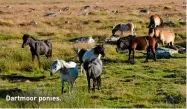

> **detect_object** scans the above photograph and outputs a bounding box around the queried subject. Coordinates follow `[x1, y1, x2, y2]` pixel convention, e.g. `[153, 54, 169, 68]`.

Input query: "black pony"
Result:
[76, 45, 105, 75]
[22, 34, 52, 67]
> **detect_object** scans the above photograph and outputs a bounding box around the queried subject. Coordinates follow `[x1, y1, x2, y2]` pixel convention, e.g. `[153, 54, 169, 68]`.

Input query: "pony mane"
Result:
[52, 60, 58, 67]
[94, 45, 103, 54]
[113, 24, 120, 29]
[23, 34, 36, 40]
[61, 60, 77, 68]
[30, 36, 36, 40]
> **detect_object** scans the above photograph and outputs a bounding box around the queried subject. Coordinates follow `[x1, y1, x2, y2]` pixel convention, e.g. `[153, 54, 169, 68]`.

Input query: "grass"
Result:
[0, 0, 186, 108]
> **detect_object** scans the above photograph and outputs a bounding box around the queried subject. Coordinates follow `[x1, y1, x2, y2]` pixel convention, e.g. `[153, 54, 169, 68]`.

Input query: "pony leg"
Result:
[128, 49, 131, 63]
[46, 50, 52, 59]
[32, 54, 35, 61]
[92, 78, 96, 93]
[162, 40, 165, 46]
[99, 76, 101, 89]
[97, 76, 101, 90]
[132, 49, 136, 64]
[49, 49, 52, 58]
[61, 80, 64, 94]
[171, 41, 177, 50]
[81, 63, 85, 76]
[144, 47, 151, 62]
[151, 48, 157, 61]
[36, 55, 41, 68]
[87, 77, 91, 93]
[68, 82, 73, 95]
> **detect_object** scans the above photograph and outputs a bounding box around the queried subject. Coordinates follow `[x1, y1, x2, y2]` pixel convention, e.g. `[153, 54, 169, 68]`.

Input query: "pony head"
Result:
[50, 60, 62, 76]
[22, 34, 30, 48]
[112, 24, 120, 36]
[116, 35, 136, 52]
[94, 45, 105, 57]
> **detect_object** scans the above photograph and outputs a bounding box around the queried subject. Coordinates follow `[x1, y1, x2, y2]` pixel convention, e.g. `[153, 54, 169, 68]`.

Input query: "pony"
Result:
[76, 45, 105, 75]
[21, 34, 52, 68]
[148, 15, 163, 28]
[149, 26, 176, 49]
[116, 35, 158, 64]
[112, 23, 136, 36]
[50, 59, 78, 94]
[83, 57, 102, 93]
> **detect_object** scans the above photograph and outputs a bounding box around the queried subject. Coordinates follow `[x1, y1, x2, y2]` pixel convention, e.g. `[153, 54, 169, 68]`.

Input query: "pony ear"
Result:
[102, 43, 104, 47]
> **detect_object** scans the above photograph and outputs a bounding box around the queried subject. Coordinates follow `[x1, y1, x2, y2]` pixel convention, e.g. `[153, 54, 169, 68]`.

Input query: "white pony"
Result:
[50, 59, 78, 94]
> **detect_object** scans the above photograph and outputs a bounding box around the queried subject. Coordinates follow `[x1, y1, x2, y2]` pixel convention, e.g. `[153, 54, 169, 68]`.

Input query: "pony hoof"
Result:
[131, 62, 135, 64]
[130, 61, 135, 64]
[127, 60, 131, 64]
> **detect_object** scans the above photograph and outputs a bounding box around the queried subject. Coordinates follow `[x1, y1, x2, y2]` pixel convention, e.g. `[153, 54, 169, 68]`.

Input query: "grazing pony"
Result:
[76, 45, 105, 75]
[116, 35, 158, 64]
[21, 34, 52, 68]
[83, 57, 102, 93]
[148, 15, 163, 28]
[149, 27, 176, 49]
[50, 60, 78, 94]
[112, 23, 136, 36]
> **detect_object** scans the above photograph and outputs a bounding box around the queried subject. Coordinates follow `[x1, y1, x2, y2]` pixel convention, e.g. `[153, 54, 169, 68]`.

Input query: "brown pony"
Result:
[149, 26, 176, 49]
[116, 35, 158, 64]
[148, 15, 163, 28]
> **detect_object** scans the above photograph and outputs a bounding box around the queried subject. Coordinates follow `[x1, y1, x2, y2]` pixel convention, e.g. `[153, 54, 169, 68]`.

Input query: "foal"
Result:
[21, 34, 52, 67]
[116, 35, 158, 64]
[112, 23, 136, 36]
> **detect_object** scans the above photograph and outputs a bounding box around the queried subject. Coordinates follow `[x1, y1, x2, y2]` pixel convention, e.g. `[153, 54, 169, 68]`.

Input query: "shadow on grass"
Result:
[0, 88, 22, 98]
[0, 74, 45, 82]
[103, 58, 125, 64]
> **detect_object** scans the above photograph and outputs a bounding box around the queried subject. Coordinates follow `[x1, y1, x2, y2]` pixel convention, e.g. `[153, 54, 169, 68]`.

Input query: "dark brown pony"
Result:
[116, 35, 158, 64]
[22, 34, 52, 68]
[148, 15, 163, 28]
